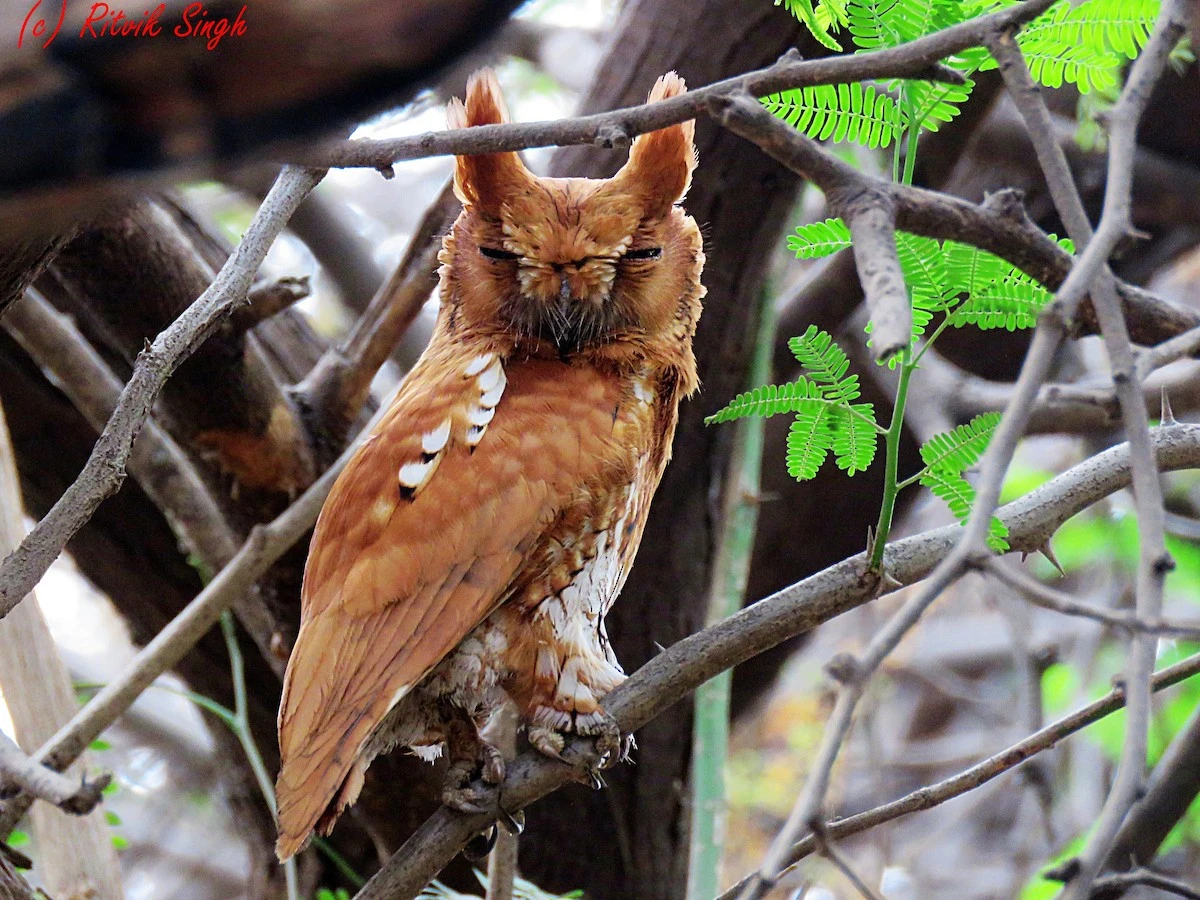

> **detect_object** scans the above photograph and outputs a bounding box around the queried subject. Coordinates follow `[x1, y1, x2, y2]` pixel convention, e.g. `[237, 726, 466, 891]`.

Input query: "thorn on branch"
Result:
[593, 123, 630, 150]
[981, 187, 1031, 223]
[229, 275, 311, 333]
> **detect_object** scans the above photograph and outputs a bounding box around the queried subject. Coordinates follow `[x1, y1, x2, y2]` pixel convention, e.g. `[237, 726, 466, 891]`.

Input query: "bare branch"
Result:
[295, 180, 458, 440]
[846, 198, 911, 363]
[230, 276, 313, 334]
[354, 423, 1200, 899]
[717, 649, 1200, 899]
[1089, 870, 1200, 900]
[1, 291, 282, 674]
[0, 732, 108, 816]
[987, 560, 1200, 641]
[0, 381, 397, 837]
[306, 0, 1053, 170]
[0, 165, 325, 622]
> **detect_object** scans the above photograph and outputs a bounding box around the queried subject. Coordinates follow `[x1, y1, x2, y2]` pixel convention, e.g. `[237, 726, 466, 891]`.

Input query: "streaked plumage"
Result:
[275, 69, 704, 860]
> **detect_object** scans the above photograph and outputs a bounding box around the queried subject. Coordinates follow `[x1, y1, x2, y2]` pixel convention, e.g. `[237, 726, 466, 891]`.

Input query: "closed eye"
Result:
[624, 247, 662, 261]
[479, 246, 520, 261]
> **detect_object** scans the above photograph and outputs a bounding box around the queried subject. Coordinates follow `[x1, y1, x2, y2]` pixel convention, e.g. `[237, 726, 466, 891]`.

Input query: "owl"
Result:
[275, 69, 705, 861]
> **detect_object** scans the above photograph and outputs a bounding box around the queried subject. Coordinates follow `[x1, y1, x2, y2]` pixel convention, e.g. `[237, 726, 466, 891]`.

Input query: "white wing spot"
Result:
[465, 358, 507, 447]
[467, 406, 496, 428]
[464, 353, 495, 377]
[421, 420, 451, 455]
[399, 458, 436, 490]
[477, 357, 504, 392]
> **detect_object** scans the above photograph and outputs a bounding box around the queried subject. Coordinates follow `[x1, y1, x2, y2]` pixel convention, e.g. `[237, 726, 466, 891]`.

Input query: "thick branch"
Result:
[0, 166, 325, 621]
[355, 423, 1200, 899]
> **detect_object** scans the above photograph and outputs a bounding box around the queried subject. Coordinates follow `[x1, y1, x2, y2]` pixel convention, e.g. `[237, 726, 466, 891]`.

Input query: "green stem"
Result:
[686, 287, 774, 900]
[220, 612, 299, 900]
[870, 355, 914, 571]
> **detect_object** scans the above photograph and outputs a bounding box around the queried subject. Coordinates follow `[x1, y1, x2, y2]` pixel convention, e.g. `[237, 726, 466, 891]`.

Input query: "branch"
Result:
[986, 560, 1200, 641]
[716, 648, 1200, 899]
[0, 380, 398, 837]
[1090, 871, 1200, 900]
[1, 291, 282, 674]
[353, 423, 1200, 899]
[0, 165, 325, 622]
[846, 197, 911, 363]
[707, 89, 1199, 349]
[0, 732, 108, 816]
[295, 180, 458, 441]
[306, 0, 1055, 170]
[1100, 705, 1200, 892]
[230, 276, 313, 334]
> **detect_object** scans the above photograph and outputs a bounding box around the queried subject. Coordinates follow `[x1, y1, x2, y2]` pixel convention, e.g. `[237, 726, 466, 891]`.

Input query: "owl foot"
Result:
[527, 707, 632, 788]
[441, 709, 506, 816]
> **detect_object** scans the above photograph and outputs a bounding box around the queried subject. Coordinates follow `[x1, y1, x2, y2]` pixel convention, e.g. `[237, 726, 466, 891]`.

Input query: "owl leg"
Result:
[441, 705, 505, 816]
[525, 650, 632, 781]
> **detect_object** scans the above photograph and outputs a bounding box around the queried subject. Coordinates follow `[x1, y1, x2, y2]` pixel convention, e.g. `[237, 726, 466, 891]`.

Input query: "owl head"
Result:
[439, 70, 704, 382]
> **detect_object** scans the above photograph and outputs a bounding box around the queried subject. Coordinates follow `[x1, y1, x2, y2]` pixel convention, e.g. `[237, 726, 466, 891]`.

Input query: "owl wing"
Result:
[275, 347, 627, 857]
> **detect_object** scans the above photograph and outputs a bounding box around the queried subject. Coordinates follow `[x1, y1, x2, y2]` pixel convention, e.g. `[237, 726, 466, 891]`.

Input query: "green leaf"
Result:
[830, 403, 879, 474]
[788, 326, 861, 404]
[763, 82, 900, 149]
[918, 412, 1001, 474]
[787, 217, 852, 259]
[775, 0, 847, 50]
[787, 402, 834, 480]
[104, 811, 121, 827]
[950, 281, 1051, 330]
[7, 830, 28, 847]
[89, 739, 111, 752]
[705, 377, 823, 424]
[921, 468, 976, 520]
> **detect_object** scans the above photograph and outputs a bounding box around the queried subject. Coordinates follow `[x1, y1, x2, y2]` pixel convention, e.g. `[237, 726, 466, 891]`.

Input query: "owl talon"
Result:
[464, 825, 498, 861]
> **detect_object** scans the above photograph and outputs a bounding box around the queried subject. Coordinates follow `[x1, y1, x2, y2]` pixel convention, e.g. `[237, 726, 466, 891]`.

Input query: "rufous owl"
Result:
[275, 69, 705, 860]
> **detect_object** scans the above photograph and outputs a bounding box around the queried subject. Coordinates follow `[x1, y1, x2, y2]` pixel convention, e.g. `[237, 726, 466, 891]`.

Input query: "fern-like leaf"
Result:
[788, 326, 860, 403]
[704, 377, 822, 424]
[919, 412, 1000, 474]
[921, 468, 976, 521]
[830, 403, 879, 474]
[787, 402, 834, 480]
[775, 0, 848, 50]
[763, 82, 900, 149]
[787, 217, 853, 259]
[950, 281, 1051, 331]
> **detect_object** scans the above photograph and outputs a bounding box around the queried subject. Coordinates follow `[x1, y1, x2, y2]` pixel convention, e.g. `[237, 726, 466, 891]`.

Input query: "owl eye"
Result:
[479, 246, 520, 261]
[624, 247, 662, 261]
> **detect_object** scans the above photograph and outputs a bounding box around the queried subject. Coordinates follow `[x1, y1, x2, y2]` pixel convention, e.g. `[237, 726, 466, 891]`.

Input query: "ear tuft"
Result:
[612, 72, 697, 218]
[448, 69, 532, 213]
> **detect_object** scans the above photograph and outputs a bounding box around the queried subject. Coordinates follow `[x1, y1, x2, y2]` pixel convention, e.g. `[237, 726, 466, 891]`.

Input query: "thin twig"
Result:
[0, 165, 326, 622]
[812, 823, 884, 900]
[987, 561, 1200, 640]
[305, 0, 1059, 170]
[1021, 3, 1189, 894]
[1089, 870, 1200, 900]
[1136, 323, 1200, 380]
[230, 276, 312, 334]
[353, 424, 1200, 899]
[717, 649, 1200, 900]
